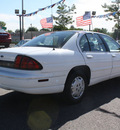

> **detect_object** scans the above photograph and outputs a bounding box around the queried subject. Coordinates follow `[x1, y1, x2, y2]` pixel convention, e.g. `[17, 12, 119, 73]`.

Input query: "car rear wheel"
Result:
[64, 71, 87, 103]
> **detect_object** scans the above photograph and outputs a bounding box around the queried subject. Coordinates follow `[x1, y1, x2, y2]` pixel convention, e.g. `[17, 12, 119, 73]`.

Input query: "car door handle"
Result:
[112, 54, 116, 57]
[86, 55, 93, 59]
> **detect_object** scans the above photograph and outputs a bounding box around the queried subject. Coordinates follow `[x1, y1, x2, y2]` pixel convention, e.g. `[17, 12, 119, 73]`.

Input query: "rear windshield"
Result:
[0, 29, 6, 33]
[23, 31, 75, 48]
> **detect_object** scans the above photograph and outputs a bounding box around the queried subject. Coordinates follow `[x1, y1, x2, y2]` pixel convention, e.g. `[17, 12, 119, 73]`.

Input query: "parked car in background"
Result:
[0, 29, 11, 47]
[116, 40, 120, 44]
[15, 39, 31, 47]
[0, 31, 120, 103]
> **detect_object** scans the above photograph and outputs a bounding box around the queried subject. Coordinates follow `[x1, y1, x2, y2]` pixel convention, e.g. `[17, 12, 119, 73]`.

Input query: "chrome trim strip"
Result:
[0, 74, 65, 80]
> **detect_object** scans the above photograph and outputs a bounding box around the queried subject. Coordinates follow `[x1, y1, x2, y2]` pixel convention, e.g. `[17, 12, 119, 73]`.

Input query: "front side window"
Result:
[101, 34, 120, 52]
[23, 31, 75, 48]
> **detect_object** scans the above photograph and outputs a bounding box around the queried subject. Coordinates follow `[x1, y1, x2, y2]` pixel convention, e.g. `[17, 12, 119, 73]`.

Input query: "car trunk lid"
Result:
[0, 47, 53, 61]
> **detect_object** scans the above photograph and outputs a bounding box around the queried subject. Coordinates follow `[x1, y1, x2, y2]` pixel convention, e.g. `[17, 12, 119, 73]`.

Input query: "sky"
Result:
[0, 0, 116, 32]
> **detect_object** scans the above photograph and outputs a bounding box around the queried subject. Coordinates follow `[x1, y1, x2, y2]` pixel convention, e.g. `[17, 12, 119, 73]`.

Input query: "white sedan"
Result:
[0, 31, 120, 103]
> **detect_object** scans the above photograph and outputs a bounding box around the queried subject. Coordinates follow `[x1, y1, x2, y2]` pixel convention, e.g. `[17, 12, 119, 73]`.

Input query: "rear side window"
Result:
[79, 35, 90, 51]
[79, 33, 106, 52]
[86, 34, 106, 52]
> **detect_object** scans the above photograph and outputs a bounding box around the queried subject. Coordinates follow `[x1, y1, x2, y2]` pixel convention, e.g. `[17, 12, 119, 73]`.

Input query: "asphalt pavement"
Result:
[0, 78, 120, 130]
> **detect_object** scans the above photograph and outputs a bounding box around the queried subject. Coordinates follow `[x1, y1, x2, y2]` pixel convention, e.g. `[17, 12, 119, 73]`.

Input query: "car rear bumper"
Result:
[0, 68, 66, 94]
[0, 38, 11, 43]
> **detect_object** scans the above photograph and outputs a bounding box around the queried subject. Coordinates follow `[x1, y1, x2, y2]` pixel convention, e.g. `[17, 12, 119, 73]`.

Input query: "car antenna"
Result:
[53, 36, 55, 50]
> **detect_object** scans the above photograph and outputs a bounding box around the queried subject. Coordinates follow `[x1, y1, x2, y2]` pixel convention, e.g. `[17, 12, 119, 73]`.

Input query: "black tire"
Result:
[64, 71, 88, 103]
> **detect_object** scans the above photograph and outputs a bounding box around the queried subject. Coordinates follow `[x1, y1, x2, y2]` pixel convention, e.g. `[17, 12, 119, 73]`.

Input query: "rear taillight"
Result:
[8, 33, 11, 38]
[14, 55, 43, 70]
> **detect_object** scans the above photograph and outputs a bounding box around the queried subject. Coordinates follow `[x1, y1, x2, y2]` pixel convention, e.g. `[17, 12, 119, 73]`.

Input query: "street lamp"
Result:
[15, 0, 26, 40]
[88, 11, 96, 31]
[15, 9, 22, 40]
[22, 0, 26, 40]
[92, 11, 96, 16]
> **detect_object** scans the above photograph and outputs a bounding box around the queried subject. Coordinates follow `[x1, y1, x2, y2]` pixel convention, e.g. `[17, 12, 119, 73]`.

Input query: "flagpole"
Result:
[91, 11, 96, 31]
[51, 0, 53, 31]
[89, 25, 91, 31]
[91, 17, 93, 31]
[89, 12, 91, 31]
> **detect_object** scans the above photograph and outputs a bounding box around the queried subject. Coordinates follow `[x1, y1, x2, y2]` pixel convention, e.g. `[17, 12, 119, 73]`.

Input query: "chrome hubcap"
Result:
[71, 76, 85, 99]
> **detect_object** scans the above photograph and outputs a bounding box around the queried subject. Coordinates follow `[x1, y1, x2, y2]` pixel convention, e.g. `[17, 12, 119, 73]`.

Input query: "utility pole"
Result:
[22, 0, 24, 40]
[51, 0, 53, 31]
[30, 24, 33, 39]
[15, 9, 22, 40]
[15, 1, 26, 40]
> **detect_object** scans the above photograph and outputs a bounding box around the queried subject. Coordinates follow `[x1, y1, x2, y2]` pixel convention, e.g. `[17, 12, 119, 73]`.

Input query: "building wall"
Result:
[11, 31, 49, 43]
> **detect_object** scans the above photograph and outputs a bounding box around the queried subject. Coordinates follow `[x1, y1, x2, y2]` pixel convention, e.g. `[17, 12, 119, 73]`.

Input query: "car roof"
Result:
[54, 30, 105, 35]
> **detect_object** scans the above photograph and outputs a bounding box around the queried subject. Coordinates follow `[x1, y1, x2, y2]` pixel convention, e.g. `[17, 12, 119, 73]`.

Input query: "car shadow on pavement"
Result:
[0, 78, 120, 130]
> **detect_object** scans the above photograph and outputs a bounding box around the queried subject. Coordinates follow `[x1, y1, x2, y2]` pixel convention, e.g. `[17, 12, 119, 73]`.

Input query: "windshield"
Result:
[23, 31, 75, 48]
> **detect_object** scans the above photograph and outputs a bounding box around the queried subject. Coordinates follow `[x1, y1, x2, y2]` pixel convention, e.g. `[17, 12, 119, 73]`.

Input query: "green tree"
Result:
[53, 3, 76, 30]
[102, 3, 120, 30]
[53, 25, 68, 31]
[69, 25, 75, 30]
[7, 30, 13, 33]
[69, 25, 83, 30]
[40, 28, 50, 31]
[93, 28, 108, 34]
[0, 21, 6, 27]
[15, 29, 20, 33]
[102, 2, 120, 40]
[26, 27, 38, 32]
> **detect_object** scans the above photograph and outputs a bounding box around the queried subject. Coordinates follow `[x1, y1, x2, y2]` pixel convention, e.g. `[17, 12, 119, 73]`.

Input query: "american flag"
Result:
[40, 17, 53, 28]
[76, 12, 91, 26]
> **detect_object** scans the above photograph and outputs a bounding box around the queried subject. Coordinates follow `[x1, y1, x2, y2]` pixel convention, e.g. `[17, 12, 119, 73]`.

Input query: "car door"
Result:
[100, 34, 120, 78]
[79, 33, 112, 85]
